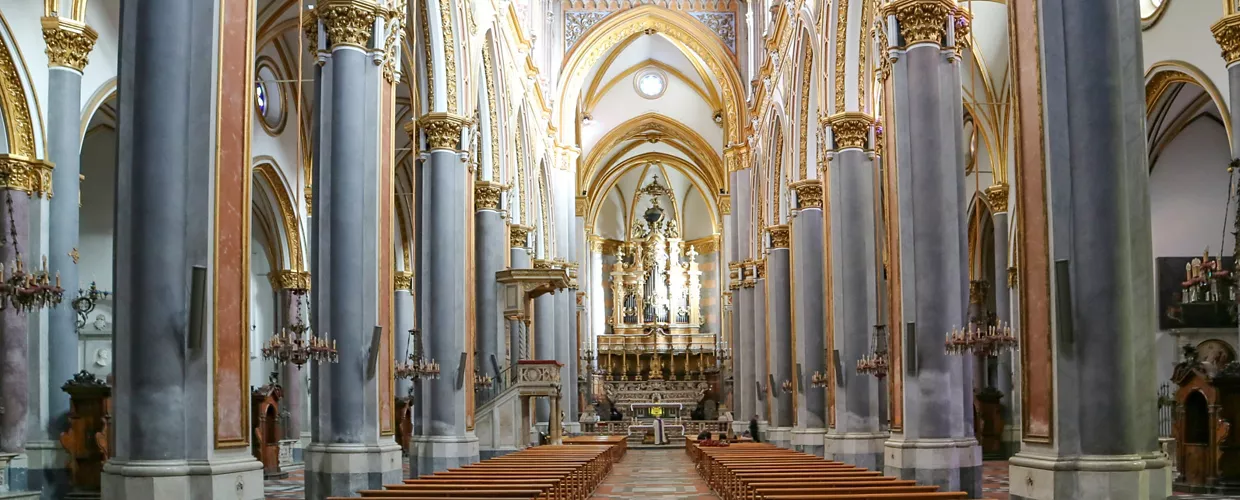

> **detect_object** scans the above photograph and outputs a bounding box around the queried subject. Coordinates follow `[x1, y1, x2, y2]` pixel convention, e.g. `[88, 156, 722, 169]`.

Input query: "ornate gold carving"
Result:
[768, 225, 790, 249]
[41, 17, 98, 72]
[533, 259, 555, 270]
[437, 0, 458, 113]
[969, 280, 988, 305]
[302, 9, 319, 54]
[509, 224, 533, 249]
[269, 270, 312, 290]
[827, 112, 875, 151]
[1007, 266, 1017, 288]
[69, 248, 79, 264]
[799, 46, 813, 179]
[953, 8, 971, 55]
[575, 196, 588, 217]
[833, 0, 849, 112]
[1213, 14, 1240, 65]
[482, 44, 500, 180]
[790, 179, 823, 208]
[588, 236, 604, 253]
[475, 180, 507, 211]
[984, 183, 1009, 213]
[754, 258, 766, 280]
[1145, 70, 1193, 111]
[0, 30, 36, 157]
[858, 0, 872, 109]
[379, 5, 404, 82]
[885, 0, 953, 47]
[0, 155, 54, 198]
[418, 113, 470, 151]
[719, 194, 732, 215]
[256, 164, 305, 272]
[394, 271, 413, 291]
[684, 235, 719, 254]
[317, 0, 378, 49]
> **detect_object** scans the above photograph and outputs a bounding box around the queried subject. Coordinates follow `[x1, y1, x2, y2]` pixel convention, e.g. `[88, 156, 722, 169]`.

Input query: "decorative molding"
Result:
[884, 0, 953, 47]
[0, 30, 37, 158]
[1213, 14, 1240, 65]
[767, 225, 790, 249]
[0, 154, 54, 198]
[684, 235, 719, 254]
[509, 224, 533, 249]
[564, 11, 610, 50]
[532, 259, 555, 270]
[1007, 266, 1017, 288]
[394, 271, 413, 291]
[475, 180, 507, 211]
[575, 196, 588, 217]
[269, 270, 312, 291]
[827, 112, 875, 151]
[317, 0, 379, 49]
[833, 0, 849, 112]
[719, 194, 732, 215]
[754, 258, 766, 280]
[255, 164, 304, 272]
[41, 17, 98, 72]
[418, 113, 471, 151]
[984, 183, 1009, 214]
[790, 179, 823, 209]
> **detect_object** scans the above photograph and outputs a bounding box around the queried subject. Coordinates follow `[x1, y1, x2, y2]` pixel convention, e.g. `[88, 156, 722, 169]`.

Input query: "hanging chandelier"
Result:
[0, 189, 63, 313]
[856, 325, 890, 379]
[810, 370, 829, 388]
[396, 328, 439, 381]
[945, 321, 1017, 356]
[261, 291, 338, 368]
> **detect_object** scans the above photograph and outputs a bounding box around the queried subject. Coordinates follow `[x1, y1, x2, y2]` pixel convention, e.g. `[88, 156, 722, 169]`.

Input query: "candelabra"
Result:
[780, 379, 793, 394]
[474, 370, 494, 391]
[710, 343, 730, 374]
[396, 328, 440, 381]
[856, 325, 890, 379]
[261, 292, 337, 368]
[811, 370, 830, 388]
[72, 281, 110, 329]
[0, 190, 64, 313]
[944, 321, 1017, 356]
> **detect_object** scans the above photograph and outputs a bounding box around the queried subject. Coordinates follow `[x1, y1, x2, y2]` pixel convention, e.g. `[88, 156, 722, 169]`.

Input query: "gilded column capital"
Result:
[316, 0, 379, 50]
[475, 180, 507, 212]
[588, 236, 604, 253]
[1212, 14, 1240, 65]
[884, 0, 954, 47]
[0, 154, 54, 198]
[575, 196, 588, 217]
[41, 17, 98, 72]
[418, 112, 471, 152]
[826, 112, 875, 151]
[790, 179, 824, 209]
[269, 270, 312, 291]
[984, 183, 1009, 213]
[767, 225, 790, 249]
[509, 224, 533, 249]
[394, 271, 413, 291]
[719, 194, 732, 215]
[724, 144, 750, 172]
[754, 258, 767, 280]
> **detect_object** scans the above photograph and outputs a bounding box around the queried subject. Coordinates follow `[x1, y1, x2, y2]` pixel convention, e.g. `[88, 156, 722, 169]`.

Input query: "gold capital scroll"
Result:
[1213, 14, 1240, 65]
[316, 0, 379, 50]
[394, 271, 413, 291]
[509, 224, 533, 249]
[269, 270, 312, 291]
[790, 179, 823, 209]
[416, 113, 471, 151]
[827, 112, 875, 151]
[475, 180, 507, 212]
[767, 225, 791, 249]
[719, 194, 732, 215]
[41, 17, 98, 72]
[0, 155, 54, 198]
[884, 0, 955, 47]
[984, 183, 1009, 213]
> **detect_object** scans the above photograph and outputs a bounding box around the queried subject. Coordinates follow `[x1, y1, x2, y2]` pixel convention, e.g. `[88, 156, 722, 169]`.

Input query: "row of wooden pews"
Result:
[328, 437, 625, 500]
[689, 441, 970, 500]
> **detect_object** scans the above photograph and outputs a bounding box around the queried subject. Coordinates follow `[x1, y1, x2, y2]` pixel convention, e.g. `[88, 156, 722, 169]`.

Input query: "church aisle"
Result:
[591, 448, 719, 499]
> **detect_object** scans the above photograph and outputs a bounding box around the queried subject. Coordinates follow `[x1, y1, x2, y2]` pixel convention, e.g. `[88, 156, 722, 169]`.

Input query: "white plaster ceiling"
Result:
[1148, 82, 1225, 166]
[960, 1, 1009, 95]
[593, 162, 716, 242]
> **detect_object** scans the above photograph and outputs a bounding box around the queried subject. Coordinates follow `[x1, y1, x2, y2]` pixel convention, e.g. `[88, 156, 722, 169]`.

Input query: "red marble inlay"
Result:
[214, 0, 255, 448]
[380, 82, 394, 436]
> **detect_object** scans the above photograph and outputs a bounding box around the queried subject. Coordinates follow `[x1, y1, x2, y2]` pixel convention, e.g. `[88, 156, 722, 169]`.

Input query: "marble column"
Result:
[395, 273, 414, 401]
[270, 275, 311, 446]
[1008, 0, 1169, 497]
[766, 227, 793, 449]
[39, 15, 98, 495]
[0, 178, 35, 472]
[824, 116, 884, 471]
[533, 259, 556, 424]
[790, 180, 827, 457]
[752, 260, 769, 428]
[508, 225, 533, 365]
[986, 186, 1014, 458]
[475, 182, 506, 388]
[882, 2, 979, 495]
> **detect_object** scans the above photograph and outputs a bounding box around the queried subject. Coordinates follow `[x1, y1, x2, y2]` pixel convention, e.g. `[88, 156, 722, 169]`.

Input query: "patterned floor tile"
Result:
[589, 449, 718, 499]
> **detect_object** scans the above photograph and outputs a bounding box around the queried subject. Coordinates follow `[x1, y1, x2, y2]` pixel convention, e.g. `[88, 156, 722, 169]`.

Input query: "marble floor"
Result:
[589, 449, 718, 499]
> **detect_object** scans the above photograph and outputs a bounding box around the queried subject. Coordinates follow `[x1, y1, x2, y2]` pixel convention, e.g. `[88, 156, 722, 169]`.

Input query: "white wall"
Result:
[1150, 118, 1233, 258]
[80, 126, 116, 291]
[249, 231, 276, 390]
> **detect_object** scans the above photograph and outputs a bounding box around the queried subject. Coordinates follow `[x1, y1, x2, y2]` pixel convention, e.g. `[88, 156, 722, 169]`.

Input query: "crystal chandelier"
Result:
[396, 328, 439, 381]
[945, 321, 1017, 356]
[72, 281, 110, 329]
[856, 325, 890, 379]
[0, 191, 63, 312]
[261, 291, 338, 368]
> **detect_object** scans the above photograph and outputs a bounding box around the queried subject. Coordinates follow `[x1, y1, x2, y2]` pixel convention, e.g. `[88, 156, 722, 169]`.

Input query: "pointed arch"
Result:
[579, 113, 725, 190]
[253, 160, 305, 272]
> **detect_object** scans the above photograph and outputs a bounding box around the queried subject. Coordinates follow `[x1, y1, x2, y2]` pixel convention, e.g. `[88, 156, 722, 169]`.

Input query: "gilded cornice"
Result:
[532, 259, 555, 270]
[475, 180, 507, 211]
[685, 235, 719, 254]
[41, 17, 97, 72]
[1212, 14, 1240, 65]
[827, 112, 874, 151]
[767, 225, 790, 249]
[790, 179, 823, 209]
[719, 194, 732, 215]
[0, 154, 54, 198]
[394, 271, 413, 291]
[588, 235, 604, 253]
[418, 112, 471, 151]
[984, 183, 1009, 214]
[269, 270, 312, 291]
[317, 0, 379, 50]
[884, 0, 954, 47]
[509, 224, 533, 249]
[1145, 70, 1192, 112]
[724, 144, 750, 172]
[601, 238, 624, 255]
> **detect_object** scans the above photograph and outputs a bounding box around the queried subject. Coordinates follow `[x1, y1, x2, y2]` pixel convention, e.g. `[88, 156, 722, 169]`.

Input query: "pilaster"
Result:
[790, 179, 827, 456]
[766, 226, 793, 447]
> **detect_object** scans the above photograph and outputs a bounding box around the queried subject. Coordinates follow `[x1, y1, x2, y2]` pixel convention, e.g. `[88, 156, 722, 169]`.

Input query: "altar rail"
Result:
[581, 420, 730, 437]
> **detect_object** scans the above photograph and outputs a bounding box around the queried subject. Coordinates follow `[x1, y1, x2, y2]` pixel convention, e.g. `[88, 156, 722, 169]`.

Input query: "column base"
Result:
[825, 432, 887, 470]
[24, 441, 68, 498]
[791, 428, 826, 457]
[883, 436, 982, 497]
[101, 455, 264, 500]
[767, 427, 793, 449]
[1008, 451, 1171, 500]
[304, 443, 402, 500]
[1002, 424, 1022, 460]
[0, 453, 29, 495]
[410, 434, 480, 478]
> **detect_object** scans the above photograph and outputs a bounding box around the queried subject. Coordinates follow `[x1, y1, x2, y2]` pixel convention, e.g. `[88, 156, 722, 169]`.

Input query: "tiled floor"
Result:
[590, 449, 718, 499]
[983, 460, 1010, 499]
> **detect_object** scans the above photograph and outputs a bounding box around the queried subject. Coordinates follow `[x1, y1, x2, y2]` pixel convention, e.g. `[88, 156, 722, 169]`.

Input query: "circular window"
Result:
[255, 82, 268, 116]
[634, 69, 667, 100]
[1140, 0, 1168, 29]
[254, 57, 287, 135]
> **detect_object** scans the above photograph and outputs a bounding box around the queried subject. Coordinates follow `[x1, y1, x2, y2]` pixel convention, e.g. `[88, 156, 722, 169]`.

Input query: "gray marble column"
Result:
[276, 285, 310, 442]
[533, 273, 556, 423]
[1009, 0, 1168, 497]
[790, 181, 827, 456]
[752, 264, 769, 426]
[766, 235, 793, 448]
[395, 276, 414, 401]
[988, 205, 1012, 410]
[508, 225, 532, 366]
[474, 185, 505, 388]
[882, 5, 978, 495]
[0, 192, 31, 458]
